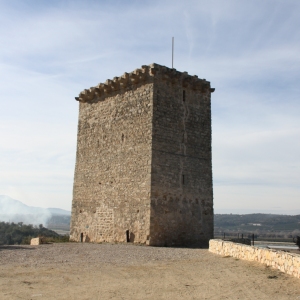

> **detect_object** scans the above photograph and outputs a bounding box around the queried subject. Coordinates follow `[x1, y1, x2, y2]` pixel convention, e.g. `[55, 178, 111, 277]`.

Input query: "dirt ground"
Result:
[0, 243, 299, 300]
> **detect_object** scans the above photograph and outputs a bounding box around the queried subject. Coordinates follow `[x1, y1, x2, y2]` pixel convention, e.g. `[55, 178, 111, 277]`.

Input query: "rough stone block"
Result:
[30, 237, 42, 245]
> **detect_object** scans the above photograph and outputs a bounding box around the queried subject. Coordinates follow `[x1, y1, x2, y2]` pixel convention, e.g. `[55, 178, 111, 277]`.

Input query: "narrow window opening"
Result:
[126, 230, 130, 242]
[121, 133, 124, 142]
[80, 233, 83, 243]
[183, 90, 186, 102]
[182, 174, 185, 185]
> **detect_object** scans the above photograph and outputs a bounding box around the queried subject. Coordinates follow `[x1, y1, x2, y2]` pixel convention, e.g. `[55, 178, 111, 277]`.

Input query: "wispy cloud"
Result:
[0, 0, 299, 213]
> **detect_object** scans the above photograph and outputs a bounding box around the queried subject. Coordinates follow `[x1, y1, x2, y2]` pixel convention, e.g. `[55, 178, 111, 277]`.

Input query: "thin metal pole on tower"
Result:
[172, 37, 174, 69]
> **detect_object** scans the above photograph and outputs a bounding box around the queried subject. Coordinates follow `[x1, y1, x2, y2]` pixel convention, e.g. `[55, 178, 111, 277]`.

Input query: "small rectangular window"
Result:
[183, 90, 186, 102]
[182, 174, 185, 185]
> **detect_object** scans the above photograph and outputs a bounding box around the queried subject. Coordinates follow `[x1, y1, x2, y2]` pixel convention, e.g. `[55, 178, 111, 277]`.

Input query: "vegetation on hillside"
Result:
[0, 222, 69, 245]
[47, 215, 70, 232]
[214, 214, 300, 240]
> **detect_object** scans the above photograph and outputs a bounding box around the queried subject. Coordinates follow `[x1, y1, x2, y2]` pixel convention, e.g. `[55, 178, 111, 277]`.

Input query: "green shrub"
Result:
[0, 222, 68, 245]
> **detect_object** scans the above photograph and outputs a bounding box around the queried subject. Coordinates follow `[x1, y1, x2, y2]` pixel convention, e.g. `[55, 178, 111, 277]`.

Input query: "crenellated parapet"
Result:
[75, 63, 215, 102]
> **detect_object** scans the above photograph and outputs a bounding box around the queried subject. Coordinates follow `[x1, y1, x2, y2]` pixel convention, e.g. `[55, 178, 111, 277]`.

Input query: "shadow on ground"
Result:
[0, 245, 36, 251]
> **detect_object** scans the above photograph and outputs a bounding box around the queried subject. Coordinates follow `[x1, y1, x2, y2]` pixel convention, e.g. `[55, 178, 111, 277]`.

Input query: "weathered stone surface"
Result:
[70, 63, 214, 246]
[209, 239, 300, 279]
[30, 237, 42, 245]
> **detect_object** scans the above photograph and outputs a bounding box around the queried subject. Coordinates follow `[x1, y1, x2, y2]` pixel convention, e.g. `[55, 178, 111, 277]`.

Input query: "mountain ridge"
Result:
[0, 195, 71, 215]
[0, 195, 70, 225]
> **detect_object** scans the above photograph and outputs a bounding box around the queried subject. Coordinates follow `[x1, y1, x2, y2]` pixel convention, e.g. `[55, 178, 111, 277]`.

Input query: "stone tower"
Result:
[70, 63, 214, 247]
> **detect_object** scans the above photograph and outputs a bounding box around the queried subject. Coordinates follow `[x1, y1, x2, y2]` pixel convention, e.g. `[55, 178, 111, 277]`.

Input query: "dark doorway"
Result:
[126, 230, 130, 243]
[80, 233, 83, 243]
[130, 232, 135, 243]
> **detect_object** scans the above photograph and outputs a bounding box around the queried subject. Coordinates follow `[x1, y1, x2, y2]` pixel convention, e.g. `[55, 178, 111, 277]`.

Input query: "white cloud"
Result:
[0, 0, 299, 213]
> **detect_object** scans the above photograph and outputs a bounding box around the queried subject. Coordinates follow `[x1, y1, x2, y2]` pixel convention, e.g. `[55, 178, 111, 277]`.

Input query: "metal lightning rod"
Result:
[172, 37, 174, 69]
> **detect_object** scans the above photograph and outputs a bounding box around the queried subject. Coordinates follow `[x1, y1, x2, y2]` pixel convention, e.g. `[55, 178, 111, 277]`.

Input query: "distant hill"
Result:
[0, 222, 64, 245]
[47, 207, 71, 215]
[215, 213, 300, 238]
[2, 195, 299, 238]
[0, 195, 70, 226]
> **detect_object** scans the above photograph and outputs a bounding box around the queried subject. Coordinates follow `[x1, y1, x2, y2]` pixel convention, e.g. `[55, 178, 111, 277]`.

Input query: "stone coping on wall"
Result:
[209, 239, 300, 279]
[75, 63, 215, 103]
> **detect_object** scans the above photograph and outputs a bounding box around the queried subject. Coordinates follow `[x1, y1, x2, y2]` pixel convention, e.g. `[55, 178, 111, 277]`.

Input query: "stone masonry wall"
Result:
[70, 83, 153, 243]
[209, 239, 300, 279]
[70, 63, 214, 246]
[149, 73, 213, 246]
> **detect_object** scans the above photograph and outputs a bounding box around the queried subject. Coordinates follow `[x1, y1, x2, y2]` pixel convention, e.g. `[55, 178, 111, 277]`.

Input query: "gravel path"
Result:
[0, 243, 300, 300]
[0, 243, 199, 267]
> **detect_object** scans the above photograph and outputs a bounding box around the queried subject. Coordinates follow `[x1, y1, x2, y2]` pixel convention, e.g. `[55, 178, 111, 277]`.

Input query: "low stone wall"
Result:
[209, 239, 300, 279]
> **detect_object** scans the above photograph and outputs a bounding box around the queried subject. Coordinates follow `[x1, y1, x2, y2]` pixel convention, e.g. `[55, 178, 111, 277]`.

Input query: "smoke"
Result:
[0, 195, 53, 226]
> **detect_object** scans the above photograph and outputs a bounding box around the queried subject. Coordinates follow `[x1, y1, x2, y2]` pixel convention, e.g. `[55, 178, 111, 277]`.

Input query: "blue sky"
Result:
[0, 0, 299, 213]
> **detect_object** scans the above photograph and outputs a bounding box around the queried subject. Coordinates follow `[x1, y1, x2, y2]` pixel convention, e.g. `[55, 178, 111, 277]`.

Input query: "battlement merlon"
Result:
[74, 63, 215, 102]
